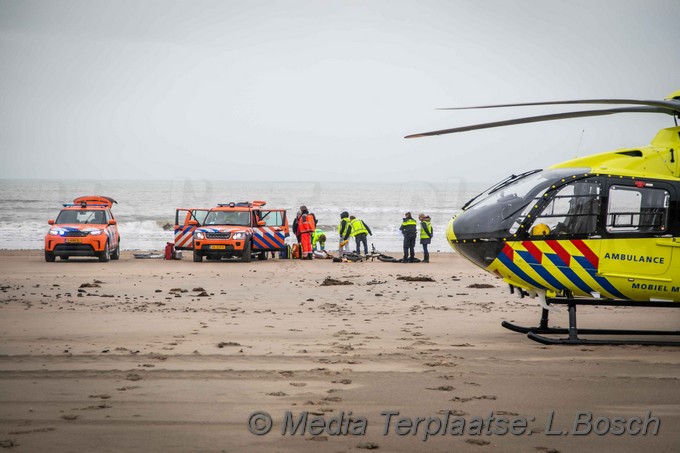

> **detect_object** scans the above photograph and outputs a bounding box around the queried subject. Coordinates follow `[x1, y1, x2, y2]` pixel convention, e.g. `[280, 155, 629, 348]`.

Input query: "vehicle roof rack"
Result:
[62, 203, 109, 208]
[217, 201, 267, 208]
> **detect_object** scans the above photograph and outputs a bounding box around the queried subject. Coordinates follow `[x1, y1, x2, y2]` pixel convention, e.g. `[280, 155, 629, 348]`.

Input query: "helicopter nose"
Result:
[446, 212, 504, 269]
[446, 216, 457, 245]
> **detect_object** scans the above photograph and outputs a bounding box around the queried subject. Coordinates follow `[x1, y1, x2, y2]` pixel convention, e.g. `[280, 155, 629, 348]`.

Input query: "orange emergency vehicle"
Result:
[174, 201, 289, 262]
[44, 196, 120, 262]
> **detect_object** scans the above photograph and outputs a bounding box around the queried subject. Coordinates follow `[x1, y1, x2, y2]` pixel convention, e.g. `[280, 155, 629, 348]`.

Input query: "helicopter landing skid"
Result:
[503, 298, 680, 346]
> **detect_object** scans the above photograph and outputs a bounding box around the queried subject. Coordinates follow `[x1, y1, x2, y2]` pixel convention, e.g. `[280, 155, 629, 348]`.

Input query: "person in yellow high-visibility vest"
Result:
[400, 212, 417, 263]
[418, 213, 433, 263]
[337, 211, 351, 256]
[343, 215, 372, 255]
[312, 229, 327, 251]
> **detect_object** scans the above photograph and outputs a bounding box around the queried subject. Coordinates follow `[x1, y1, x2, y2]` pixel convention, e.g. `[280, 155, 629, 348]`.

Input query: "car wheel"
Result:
[98, 241, 110, 262]
[193, 250, 203, 262]
[242, 240, 252, 263]
[111, 241, 120, 260]
[45, 250, 56, 262]
[258, 251, 268, 260]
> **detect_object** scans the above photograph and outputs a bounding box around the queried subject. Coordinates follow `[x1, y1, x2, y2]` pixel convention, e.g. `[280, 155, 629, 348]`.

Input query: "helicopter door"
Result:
[174, 208, 210, 250]
[523, 178, 603, 296]
[599, 181, 673, 282]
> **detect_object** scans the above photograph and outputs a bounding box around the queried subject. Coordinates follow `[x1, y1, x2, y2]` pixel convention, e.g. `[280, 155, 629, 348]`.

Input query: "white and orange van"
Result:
[44, 196, 120, 262]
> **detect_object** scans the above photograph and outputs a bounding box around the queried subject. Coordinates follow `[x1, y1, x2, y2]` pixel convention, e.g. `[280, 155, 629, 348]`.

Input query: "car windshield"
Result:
[55, 210, 106, 224]
[204, 211, 251, 226]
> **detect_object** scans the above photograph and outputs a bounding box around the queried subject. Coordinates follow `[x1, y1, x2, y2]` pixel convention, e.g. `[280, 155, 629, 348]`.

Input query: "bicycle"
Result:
[363, 244, 399, 262]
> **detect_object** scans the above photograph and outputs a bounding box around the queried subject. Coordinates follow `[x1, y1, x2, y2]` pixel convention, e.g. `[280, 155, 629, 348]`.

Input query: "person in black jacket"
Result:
[399, 212, 417, 263]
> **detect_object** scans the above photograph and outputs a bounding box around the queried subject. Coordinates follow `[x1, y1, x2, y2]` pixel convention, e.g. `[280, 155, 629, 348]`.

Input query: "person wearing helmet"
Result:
[295, 205, 317, 260]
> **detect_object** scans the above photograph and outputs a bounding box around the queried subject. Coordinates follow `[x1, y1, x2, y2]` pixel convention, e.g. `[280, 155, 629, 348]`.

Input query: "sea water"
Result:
[0, 179, 484, 253]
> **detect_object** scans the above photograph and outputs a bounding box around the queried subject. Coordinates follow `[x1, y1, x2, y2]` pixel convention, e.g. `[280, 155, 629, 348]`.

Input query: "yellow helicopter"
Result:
[407, 90, 680, 346]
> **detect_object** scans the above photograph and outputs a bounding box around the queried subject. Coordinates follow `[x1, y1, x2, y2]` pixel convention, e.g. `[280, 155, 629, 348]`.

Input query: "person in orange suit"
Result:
[295, 205, 317, 260]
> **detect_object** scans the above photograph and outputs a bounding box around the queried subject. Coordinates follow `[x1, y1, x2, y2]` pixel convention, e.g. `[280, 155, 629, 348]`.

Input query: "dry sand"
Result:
[0, 250, 678, 452]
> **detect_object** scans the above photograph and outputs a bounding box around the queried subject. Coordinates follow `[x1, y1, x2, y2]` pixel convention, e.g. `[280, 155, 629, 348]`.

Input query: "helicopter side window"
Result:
[530, 180, 601, 237]
[606, 185, 669, 233]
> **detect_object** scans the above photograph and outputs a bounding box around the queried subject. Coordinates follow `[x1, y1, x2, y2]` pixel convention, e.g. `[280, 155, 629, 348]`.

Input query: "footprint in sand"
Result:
[450, 395, 497, 403]
[89, 394, 111, 399]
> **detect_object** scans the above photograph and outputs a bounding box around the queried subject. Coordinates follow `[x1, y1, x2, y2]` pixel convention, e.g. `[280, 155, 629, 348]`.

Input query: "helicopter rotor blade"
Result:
[436, 98, 680, 112]
[405, 106, 675, 139]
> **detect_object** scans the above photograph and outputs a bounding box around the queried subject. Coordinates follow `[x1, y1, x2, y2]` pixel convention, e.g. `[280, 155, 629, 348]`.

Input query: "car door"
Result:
[174, 208, 209, 250]
[106, 210, 119, 248]
[252, 210, 288, 251]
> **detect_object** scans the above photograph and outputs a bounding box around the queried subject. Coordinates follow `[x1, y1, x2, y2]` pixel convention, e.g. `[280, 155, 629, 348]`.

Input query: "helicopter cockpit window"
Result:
[606, 185, 669, 233]
[529, 179, 602, 237]
[452, 168, 590, 240]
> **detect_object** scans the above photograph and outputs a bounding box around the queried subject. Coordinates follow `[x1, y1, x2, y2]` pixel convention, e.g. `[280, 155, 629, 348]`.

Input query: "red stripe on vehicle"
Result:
[545, 240, 571, 266]
[521, 241, 543, 264]
[570, 239, 599, 269]
[501, 243, 514, 261]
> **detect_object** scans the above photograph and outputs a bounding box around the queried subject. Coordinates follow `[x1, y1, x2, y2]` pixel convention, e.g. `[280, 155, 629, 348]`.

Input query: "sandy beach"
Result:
[0, 250, 678, 452]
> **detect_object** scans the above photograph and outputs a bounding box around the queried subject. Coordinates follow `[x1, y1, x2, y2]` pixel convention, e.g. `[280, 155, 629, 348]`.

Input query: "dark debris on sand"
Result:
[397, 276, 435, 282]
[217, 342, 241, 348]
[320, 277, 354, 286]
[467, 283, 495, 289]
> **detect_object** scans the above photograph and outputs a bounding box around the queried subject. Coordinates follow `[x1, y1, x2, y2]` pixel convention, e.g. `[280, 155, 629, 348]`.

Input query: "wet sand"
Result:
[0, 250, 678, 452]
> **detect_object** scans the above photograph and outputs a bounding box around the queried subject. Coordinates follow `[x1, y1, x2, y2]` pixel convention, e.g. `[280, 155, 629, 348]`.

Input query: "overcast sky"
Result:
[1, 0, 679, 183]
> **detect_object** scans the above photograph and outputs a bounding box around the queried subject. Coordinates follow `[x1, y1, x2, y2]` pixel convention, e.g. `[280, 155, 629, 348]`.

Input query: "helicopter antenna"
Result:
[576, 129, 585, 156]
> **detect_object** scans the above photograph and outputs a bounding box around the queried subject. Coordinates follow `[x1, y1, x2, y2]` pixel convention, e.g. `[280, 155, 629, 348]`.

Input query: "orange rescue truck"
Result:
[174, 201, 289, 262]
[44, 196, 120, 262]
